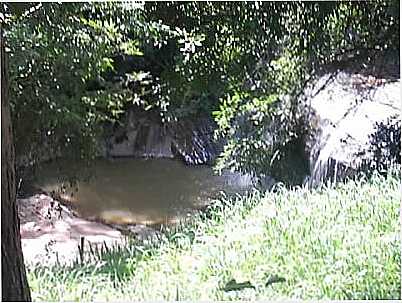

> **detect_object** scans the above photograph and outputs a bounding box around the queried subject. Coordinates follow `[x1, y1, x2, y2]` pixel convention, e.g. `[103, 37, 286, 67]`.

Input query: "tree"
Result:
[1, 21, 32, 301]
[7, 2, 147, 169]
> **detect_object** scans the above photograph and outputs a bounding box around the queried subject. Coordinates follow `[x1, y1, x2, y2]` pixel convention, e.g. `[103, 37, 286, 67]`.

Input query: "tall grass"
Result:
[27, 170, 401, 300]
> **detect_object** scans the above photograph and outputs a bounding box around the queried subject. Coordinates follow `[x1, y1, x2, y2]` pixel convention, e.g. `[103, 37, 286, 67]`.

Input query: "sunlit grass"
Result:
[27, 169, 401, 300]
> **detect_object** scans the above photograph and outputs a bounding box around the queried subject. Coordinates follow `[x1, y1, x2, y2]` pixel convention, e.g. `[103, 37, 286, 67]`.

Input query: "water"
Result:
[34, 158, 251, 226]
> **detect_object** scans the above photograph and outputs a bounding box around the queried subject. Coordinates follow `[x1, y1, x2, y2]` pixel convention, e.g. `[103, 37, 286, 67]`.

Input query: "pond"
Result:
[34, 158, 252, 226]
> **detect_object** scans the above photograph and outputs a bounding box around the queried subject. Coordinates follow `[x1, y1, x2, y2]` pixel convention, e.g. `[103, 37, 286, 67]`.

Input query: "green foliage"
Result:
[5, 2, 146, 165]
[213, 50, 309, 180]
[27, 170, 401, 300]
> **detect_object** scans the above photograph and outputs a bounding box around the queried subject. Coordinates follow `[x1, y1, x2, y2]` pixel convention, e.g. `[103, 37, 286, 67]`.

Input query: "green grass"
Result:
[27, 170, 401, 300]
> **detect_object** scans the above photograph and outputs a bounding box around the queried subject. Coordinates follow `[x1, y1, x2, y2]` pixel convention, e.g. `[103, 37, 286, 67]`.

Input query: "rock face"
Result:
[306, 71, 400, 186]
[104, 107, 221, 165]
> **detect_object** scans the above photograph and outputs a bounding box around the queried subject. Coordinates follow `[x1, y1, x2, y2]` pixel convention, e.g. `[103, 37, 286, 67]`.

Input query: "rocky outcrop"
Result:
[306, 70, 400, 186]
[104, 107, 221, 165]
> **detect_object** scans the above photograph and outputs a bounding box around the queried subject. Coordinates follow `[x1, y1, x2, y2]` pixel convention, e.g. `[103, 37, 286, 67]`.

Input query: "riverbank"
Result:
[18, 193, 161, 266]
[26, 169, 400, 300]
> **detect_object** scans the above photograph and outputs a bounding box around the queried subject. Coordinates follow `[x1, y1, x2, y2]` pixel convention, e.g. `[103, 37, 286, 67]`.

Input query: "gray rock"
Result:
[306, 71, 400, 186]
[105, 108, 221, 165]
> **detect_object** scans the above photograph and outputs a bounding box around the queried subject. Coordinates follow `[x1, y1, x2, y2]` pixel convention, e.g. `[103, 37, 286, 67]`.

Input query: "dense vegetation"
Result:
[27, 170, 401, 300]
[4, 1, 399, 179]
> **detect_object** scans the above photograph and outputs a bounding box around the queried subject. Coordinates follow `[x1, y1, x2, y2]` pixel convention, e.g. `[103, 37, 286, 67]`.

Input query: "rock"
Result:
[105, 107, 221, 165]
[306, 71, 400, 186]
[169, 117, 221, 165]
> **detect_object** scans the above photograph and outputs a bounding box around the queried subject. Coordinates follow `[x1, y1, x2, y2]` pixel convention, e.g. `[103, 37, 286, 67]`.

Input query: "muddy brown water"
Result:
[34, 158, 251, 226]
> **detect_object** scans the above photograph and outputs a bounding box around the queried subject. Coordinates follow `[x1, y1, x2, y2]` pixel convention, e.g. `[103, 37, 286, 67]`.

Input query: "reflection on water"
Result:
[35, 159, 250, 225]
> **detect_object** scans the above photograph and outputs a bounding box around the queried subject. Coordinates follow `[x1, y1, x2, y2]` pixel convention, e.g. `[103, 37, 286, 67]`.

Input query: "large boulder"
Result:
[306, 70, 400, 186]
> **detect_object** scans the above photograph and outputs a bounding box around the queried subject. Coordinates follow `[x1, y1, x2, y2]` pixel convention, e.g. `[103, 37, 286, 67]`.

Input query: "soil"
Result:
[18, 194, 158, 266]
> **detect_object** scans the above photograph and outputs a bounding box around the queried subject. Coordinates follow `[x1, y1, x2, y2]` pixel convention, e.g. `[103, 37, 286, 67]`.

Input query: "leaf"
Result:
[100, 57, 114, 72]
[120, 40, 143, 56]
[222, 278, 255, 292]
[265, 274, 286, 286]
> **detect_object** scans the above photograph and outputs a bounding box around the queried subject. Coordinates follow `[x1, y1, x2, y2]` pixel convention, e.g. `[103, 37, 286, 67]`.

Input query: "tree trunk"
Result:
[1, 24, 32, 302]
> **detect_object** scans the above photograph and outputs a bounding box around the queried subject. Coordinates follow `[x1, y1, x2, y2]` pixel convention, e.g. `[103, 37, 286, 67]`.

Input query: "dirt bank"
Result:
[18, 194, 158, 266]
